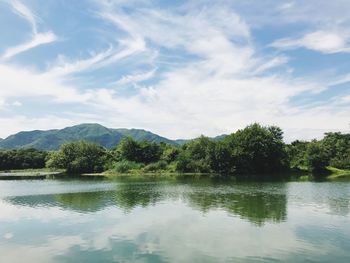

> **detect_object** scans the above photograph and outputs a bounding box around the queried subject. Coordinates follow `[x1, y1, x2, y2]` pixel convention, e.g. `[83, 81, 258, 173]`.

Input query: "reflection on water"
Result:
[0, 178, 350, 262]
[6, 180, 288, 224]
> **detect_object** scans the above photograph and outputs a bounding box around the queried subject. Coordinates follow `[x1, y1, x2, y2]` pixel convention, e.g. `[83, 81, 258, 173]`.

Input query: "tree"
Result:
[225, 123, 288, 175]
[0, 148, 48, 170]
[116, 137, 162, 164]
[322, 132, 350, 169]
[175, 136, 213, 173]
[208, 142, 235, 174]
[286, 140, 309, 169]
[304, 140, 329, 175]
[161, 144, 180, 163]
[46, 141, 106, 173]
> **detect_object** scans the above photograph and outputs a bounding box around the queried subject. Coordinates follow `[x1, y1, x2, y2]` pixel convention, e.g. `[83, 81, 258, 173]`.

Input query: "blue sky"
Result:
[0, 0, 349, 141]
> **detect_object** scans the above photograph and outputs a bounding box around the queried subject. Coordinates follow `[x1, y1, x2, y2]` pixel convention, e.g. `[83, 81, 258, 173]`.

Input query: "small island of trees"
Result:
[1, 123, 349, 179]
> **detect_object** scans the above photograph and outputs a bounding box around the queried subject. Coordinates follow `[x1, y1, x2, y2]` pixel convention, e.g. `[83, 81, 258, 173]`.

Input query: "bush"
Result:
[46, 141, 106, 174]
[305, 140, 329, 175]
[143, 160, 168, 172]
[175, 152, 211, 173]
[161, 146, 180, 163]
[0, 148, 48, 170]
[113, 160, 143, 173]
[117, 137, 162, 164]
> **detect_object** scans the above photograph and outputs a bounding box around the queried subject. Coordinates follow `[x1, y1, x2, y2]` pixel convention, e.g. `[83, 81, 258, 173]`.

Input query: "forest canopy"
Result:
[1, 123, 349, 178]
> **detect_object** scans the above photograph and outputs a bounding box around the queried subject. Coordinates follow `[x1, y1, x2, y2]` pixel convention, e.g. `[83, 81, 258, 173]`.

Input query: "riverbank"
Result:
[0, 168, 65, 180]
[326, 167, 350, 180]
[1, 167, 349, 181]
[73, 167, 350, 182]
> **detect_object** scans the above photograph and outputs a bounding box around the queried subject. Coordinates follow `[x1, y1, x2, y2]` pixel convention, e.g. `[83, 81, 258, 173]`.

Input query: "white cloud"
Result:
[0, 98, 5, 110]
[47, 38, 147, 77]
[1, 32, 57, 60]
[10, 0, 38, 34]
[1, 1, 57, 60]
[271, 30, 350, 54]
[115, 69, 156, 85]
[253, 56, 289, 75]
[0, 64, 92, 103]
[0, 115, 79, 138]
[12, 101, 22, 107]
[0, 0, 349, 140]
[279, 2, 295, 11]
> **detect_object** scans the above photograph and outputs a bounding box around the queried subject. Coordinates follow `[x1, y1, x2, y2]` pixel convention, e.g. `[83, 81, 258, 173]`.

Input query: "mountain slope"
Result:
[0, 124, 176, 150]
[115, 128, 174, 144]
[0, 124, 228, 150]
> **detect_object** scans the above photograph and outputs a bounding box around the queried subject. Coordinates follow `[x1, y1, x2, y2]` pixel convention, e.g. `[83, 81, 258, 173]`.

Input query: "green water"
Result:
[0, 178, 349, 262]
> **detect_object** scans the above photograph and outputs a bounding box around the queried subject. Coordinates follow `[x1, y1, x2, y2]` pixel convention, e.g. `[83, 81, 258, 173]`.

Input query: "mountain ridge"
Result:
[0, 123, 179, 150]
[0, 123, 227, 150]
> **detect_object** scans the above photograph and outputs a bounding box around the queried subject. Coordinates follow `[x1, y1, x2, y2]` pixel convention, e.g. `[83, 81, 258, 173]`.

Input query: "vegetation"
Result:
[46, 141, 107, 174]
[0, 148, 48, 170]
[0, 123, 176, 150]
[1, 123, 350, 179]
[287, 132, 350, 178]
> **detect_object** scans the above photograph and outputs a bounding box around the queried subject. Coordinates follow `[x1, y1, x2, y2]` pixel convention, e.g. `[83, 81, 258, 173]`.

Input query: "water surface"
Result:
[0, 178, 349, 262]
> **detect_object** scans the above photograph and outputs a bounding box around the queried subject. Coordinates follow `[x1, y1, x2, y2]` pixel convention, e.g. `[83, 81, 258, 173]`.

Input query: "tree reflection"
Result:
[6, 180, 288, 224]
[54, 191, 112, 213]
[112, 183, 166, 212]
[185, 185, 287, 225]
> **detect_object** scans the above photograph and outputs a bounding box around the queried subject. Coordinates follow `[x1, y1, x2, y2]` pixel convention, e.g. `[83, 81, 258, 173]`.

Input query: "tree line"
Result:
[1, 123, 349, 177]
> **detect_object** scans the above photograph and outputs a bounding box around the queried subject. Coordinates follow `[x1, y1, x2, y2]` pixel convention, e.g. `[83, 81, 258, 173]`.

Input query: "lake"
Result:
[0, 178, 349, 262]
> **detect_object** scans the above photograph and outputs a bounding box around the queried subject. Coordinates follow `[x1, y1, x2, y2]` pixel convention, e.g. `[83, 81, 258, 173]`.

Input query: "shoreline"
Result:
[1, 167, 349, 181]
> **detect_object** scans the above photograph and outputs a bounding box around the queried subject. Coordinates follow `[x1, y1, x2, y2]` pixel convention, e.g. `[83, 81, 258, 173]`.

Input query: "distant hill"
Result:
[0, 124, 176, 150]
[0, 123, 228, 150]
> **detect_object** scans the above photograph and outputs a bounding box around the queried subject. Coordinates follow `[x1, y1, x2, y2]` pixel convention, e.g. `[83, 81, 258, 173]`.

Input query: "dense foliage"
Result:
[0, 148, 48, 170]
[287, 132, 350, 177]
[2, 124, 349, 178]
[46, 141, 106, 173]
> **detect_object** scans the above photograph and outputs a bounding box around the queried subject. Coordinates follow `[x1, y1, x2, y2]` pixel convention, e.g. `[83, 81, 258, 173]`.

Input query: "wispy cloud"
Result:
[0, 0, 349, 139]
[252, 56, 289, 75]
[271, 30, 350, 54]
[10, 0, 38, 34]
[2, 32, 57, 59]
[1, 0, 57, 60]
[115, 69, 156, 85]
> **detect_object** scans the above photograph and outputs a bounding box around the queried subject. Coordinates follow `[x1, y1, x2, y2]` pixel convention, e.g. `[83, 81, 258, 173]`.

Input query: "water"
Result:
[0, 178, 349, 262]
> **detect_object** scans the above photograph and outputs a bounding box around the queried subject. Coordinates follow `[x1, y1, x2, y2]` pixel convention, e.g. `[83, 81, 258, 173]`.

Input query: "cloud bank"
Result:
[0, 0, 349, 141]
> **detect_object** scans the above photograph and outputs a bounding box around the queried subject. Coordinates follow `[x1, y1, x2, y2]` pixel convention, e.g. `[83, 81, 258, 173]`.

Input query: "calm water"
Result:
[0, 178, 349, 263]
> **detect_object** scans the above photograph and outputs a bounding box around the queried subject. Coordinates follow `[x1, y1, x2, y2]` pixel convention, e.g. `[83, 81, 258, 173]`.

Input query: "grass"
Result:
[0, 168, 65, 173]
[2, 166, 350, 181]
[326, 167, 350, 180]
[102, 169, 210, 179]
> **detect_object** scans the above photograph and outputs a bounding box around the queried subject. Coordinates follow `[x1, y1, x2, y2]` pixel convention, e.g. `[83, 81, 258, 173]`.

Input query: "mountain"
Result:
[0, 124, 176, 150]
[0, 124, 228, 150]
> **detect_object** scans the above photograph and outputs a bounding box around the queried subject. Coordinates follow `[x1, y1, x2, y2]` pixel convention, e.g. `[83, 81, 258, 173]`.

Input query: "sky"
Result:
[0, 0, 349, 141]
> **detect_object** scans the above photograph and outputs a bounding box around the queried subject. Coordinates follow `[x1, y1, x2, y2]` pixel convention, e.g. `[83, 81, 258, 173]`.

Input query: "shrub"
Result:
[113, 160, 143, 173]
[143, 160, 168, 172]
[46, 141, 106, 174]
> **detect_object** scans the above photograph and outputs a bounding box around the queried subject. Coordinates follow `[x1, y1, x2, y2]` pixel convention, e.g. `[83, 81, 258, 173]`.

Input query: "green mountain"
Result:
[0, 124, 175, 150]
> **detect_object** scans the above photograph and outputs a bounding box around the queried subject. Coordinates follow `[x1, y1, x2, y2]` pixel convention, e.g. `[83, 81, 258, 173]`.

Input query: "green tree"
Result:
[46, 141, 106, 173]
[322, 132, 350, 169]
[225, 123, 288, 175]
[286, 140, 309, 169]
[208, 142, 235, 174]
[175, 136, 213, 173]
[116, 137, 162, 164]
[305, 140, 329, 175]
[0, 148, 48, 170]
